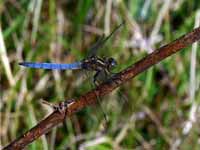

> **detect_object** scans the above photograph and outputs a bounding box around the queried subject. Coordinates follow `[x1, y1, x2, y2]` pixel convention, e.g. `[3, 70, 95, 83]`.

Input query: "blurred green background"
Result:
[1, 0, 200, 149]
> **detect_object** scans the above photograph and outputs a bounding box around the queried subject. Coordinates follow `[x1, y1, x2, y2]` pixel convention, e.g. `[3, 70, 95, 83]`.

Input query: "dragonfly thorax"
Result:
[82, 56, 117, 72]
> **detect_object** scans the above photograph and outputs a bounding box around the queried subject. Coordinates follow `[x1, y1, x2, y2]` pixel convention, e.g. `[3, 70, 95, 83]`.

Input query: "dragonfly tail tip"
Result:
[18, 62, 24, 66]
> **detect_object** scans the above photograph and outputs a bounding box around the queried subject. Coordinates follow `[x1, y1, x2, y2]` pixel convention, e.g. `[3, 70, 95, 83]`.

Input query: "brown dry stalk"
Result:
[3, 27, 200, 150]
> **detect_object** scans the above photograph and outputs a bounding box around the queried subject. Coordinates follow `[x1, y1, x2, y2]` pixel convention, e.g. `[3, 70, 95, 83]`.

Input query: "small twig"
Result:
[3, 26, 200, 150]
[0, 26, 15, 86]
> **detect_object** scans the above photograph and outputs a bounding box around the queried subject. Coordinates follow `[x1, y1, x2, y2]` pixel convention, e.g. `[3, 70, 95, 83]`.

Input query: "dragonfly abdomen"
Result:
[19, 62, 82, 70]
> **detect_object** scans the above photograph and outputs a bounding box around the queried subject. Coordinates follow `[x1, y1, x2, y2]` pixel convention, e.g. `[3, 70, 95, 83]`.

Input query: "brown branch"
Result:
[3, 27, 200, 150]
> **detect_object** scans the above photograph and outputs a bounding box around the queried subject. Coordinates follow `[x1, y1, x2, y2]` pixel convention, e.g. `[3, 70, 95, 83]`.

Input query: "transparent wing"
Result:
[87, 35, 105, 57]
[19, 62, 82, 70]
[87, 21, 125, 57]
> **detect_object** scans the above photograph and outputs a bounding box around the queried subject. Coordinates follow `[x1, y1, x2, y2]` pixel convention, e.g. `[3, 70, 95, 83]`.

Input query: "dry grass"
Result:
[1, 0, 200, 149]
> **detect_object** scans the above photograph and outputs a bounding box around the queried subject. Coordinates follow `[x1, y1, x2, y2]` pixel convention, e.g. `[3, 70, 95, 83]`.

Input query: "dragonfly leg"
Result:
[110, 72, 123, 85]
[93, 71, 101, 86]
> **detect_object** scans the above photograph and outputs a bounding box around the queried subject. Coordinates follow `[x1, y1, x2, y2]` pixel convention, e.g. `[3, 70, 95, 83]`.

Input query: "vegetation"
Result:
[1, 0, 200, 149]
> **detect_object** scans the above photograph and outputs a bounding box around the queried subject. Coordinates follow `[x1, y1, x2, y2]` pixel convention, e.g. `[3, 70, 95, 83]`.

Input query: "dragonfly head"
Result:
[107, 57, 117, 69]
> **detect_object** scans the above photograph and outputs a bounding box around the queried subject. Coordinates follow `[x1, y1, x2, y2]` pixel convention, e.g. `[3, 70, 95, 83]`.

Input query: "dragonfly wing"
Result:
[87, 21, 125, 57]
[87, 35, 105, 57]
[19, 62, 82, 70]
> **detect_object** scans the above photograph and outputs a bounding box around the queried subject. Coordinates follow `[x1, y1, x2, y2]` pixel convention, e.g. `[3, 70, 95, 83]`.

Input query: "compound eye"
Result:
[108, 58, 117, 67]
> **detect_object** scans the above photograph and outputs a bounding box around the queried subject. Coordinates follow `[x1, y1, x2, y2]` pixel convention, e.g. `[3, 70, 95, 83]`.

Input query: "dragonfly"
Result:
[19, 22, 124, 125]
[19, 22, 124, 85]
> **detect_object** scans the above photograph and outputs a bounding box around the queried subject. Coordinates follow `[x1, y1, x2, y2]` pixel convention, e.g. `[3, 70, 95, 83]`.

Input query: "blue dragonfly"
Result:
[19, 22, 124, 124]
[19, 22, 124, 85]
